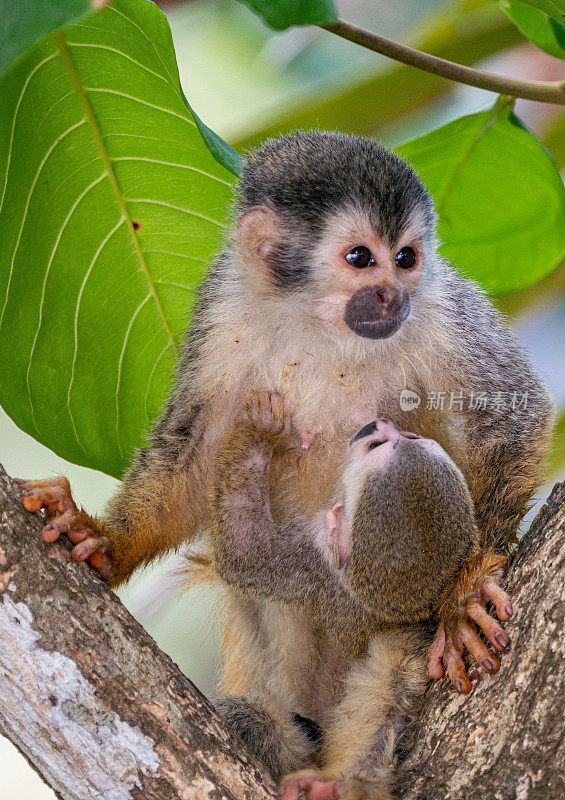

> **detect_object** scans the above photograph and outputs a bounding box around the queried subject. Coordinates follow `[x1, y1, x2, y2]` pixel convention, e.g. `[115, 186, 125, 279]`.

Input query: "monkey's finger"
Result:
[22, 495, 46, 513]
[308, 781, 338, 800]
[40, 523, 62, 543]
[87, 552, 112, 581]
[67, 527, 91, 545]
[444, 637, 472, 694]
[41, 510, 84, 542]
[467, 603, 509, 651]
[427, 626, 446, 679]
[18, 477, 76, 515]
[280, 778, 337, 800]
[71, 536, 110, 563]
[278, 772, 319, 800]
[457, 623, 500, 674]
[481, 580, 512, 621]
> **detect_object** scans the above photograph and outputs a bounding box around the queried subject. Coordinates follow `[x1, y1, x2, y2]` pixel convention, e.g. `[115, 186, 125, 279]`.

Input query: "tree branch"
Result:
[0, 464, 276, 800]
[320, 19, 565, 105]
[400, 480, 565, 798]
[0, 463, 563, 798]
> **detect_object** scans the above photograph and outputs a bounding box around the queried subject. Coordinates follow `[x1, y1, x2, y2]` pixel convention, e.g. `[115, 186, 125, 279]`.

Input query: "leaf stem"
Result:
[319, 19, 565, 105]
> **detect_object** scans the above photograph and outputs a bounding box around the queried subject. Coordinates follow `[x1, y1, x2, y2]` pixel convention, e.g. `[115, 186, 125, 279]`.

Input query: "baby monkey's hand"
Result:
[245, 390, 292, 438]
[428, 551, 512, 693]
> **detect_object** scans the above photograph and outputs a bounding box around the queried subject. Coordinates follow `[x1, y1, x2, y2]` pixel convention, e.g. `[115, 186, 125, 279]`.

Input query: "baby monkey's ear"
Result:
[323, 502, 350, 570]
[236, 206, 280, 277]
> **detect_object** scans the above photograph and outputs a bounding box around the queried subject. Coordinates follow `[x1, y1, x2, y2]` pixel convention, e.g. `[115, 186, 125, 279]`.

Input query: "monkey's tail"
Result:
[176, 544, 220, 593]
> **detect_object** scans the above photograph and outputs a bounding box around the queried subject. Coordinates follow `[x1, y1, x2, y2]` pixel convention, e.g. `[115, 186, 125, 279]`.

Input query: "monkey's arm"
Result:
[430, 277, 554, 690]
[212, 391, 334, 602]
[18, 406, 212, 586]
[449, 275, 554, 548]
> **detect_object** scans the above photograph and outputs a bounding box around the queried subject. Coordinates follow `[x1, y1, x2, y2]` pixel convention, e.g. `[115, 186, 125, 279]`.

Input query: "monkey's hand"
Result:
[18, 477, 113, 581]
[428, 551, 512, 693]
[279, 771, 392, 800]
[245, 390, 291, 439]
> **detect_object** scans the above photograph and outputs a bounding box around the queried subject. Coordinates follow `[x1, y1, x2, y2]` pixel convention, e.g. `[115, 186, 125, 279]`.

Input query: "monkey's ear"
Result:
[236, 207, 280, 276]
[324, 502, 350, 570]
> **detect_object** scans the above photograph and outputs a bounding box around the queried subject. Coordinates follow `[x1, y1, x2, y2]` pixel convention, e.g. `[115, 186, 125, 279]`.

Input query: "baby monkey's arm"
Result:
[211, 391, 333, 602]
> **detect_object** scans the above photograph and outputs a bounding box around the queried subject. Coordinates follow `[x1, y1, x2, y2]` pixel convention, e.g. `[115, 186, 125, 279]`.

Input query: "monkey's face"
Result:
[324, 419, 478, 623]
[310, 207, 429, 340]
[234, 132, 436, 341]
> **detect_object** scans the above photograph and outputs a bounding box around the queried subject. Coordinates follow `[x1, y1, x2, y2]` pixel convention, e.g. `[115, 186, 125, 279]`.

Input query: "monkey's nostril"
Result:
[375, 290, 387, 304]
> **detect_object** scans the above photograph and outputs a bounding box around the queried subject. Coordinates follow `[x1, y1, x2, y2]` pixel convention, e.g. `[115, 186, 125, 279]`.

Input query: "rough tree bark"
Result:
[399, 480, 565, 800]
[0, 464, 563, 800]
[0, 465, 277, 800]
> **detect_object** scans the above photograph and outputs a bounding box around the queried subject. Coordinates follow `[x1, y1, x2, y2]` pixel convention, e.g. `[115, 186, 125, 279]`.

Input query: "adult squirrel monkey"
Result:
[19, 130, 553, 692]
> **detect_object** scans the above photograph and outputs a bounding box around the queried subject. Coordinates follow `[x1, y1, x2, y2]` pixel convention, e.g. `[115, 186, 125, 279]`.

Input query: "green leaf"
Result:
[396, 98, 565, 294]
[498, 0, 565, 57]
[235, 0, 337, 31]
[516, 0, 565, 22]
[0, 0, 97, 77]
[547, 407, 565, 478]
[0, 0, 235, 478]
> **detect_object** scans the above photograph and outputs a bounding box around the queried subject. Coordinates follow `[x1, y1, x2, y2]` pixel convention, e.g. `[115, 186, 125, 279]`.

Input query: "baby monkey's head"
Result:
[323, 420, 478, 624]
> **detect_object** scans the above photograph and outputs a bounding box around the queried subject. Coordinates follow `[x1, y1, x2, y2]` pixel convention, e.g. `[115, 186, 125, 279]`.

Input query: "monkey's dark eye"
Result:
[395, 247, 416, 269]
[368, 440, 384, 451]
[346, 246, 375, 269]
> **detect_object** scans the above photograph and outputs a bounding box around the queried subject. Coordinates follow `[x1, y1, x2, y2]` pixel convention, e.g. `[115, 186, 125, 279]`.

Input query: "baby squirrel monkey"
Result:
[212, 390, 493, 800]
[19, 130, 553, 691]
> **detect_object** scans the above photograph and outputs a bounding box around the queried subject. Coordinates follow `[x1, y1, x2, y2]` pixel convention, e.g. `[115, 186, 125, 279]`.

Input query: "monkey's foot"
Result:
[279, 772, 392, 800]
[246, 390, 291, 437]
[17, 477, 112, 580]
[428, 552, 512, 693]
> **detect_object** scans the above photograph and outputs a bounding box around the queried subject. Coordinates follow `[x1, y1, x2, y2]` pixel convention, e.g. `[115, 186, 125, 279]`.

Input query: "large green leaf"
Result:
[0, 0, 236, 478]
[517, 0, 565, 21]
[235, 0, 337, 30]
[498, 0, 565, 57]
[396, 99, 565, 294]
[0, 0, 96, 77]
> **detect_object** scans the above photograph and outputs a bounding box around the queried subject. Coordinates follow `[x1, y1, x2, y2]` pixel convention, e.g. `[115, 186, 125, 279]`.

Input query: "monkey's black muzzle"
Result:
[344, 285, 410, 339]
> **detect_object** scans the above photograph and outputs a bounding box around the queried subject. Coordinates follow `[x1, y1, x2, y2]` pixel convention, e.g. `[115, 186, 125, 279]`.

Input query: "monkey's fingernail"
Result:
[44, 523, 55, 531]
[481, 658, 497, 673]
[495, 631, 509, 649]
[503, 604, 512, 618]
[74, 545, 87, 559]
[454, 678, 463, 693]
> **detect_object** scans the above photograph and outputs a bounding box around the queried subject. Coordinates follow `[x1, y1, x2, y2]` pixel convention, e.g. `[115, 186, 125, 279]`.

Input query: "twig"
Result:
[320, 19, 565, 105]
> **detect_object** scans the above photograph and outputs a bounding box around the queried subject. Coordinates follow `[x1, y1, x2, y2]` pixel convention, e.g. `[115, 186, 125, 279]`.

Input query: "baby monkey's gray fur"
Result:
[212, 391, 479, 798]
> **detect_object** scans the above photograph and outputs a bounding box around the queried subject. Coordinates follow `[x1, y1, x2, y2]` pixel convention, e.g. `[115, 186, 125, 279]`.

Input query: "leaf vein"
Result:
[112, 156, 232, 186]
[56, 34, 178, 354]
[84, 87, 195, 125]
[0, 119, 87, 332]
[67, 218, 126, 454]
[144, 342, 173, 424]
[115, 294, 152, 459]
[66, 42, 170, 84]
[26, 173, 107, 433]
[0, 52, 59, 216]
[126, 198, 224, 228]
